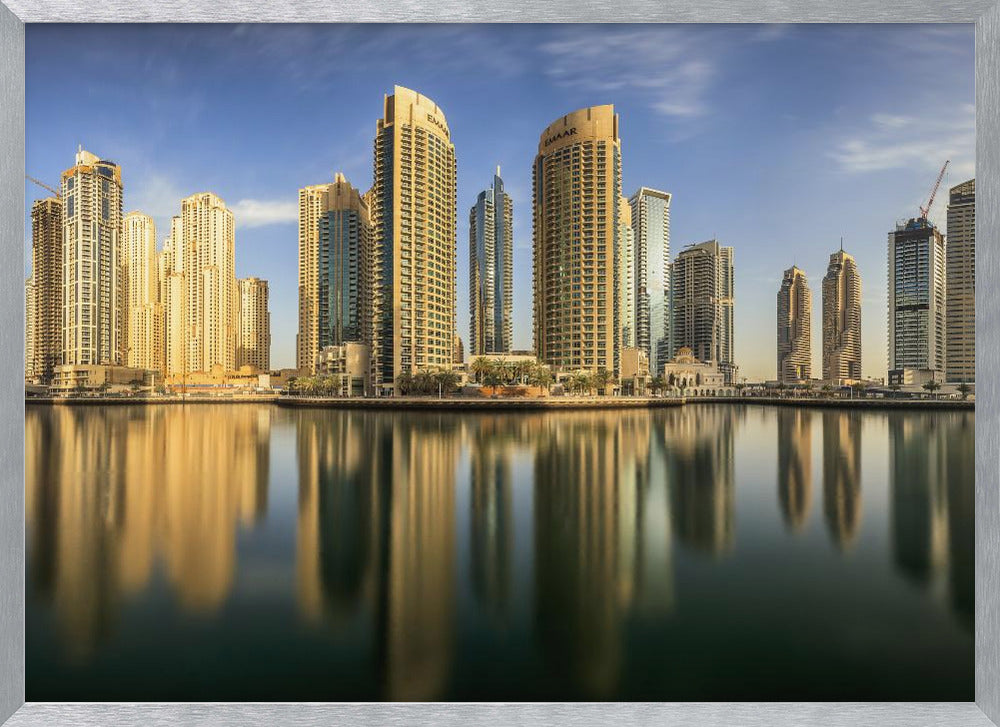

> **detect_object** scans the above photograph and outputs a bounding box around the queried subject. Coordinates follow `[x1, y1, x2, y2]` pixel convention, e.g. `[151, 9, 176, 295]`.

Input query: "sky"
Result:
[25, 24, 975, 379]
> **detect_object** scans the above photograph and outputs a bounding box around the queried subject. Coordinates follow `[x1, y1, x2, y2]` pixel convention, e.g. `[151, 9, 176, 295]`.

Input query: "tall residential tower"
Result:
[123, 211, 164, 373]
[630, 187, 671, 375]
[776, 266, 811, 383]
[821, 248, 862, 382]
[469, 167, 513, 356]
[297, 173, 373, 372]
[946, 179, 975, 383]
[371, 86, 457, 391]
[237, 277, 271, 371]
[670, 240, 735, 383]
[533, 104, 622, 375]
[61, 148, 124, 366]
[29, 196, 63, 381]
[888, 218, 946, 376]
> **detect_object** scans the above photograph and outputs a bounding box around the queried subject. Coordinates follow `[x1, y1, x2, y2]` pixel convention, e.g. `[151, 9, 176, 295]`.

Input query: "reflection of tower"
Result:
[295, 410, 379, 625]
[822, 411, 862, 551]
[25, 403, 274, 660]
[777, 408, 813, 532]
[533, 412, 646, 697]
[890, 413, 950, 588]
[383, 413, 460, 700]
[668, 407, 735, 555]
[944, 412, 974, 629]
[469, 420, 513, 624]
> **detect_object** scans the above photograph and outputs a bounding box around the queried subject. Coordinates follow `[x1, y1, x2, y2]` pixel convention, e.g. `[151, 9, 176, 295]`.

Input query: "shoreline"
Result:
[24, 394, 975, 411]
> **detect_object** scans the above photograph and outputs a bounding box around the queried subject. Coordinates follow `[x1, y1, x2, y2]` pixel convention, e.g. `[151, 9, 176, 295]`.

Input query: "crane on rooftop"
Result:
[26, 175, 60, 199]
[919, 160, 949, 221]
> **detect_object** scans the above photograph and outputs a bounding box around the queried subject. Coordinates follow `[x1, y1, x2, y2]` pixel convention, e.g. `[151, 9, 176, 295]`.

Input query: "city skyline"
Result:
[24, 24, 975, 379]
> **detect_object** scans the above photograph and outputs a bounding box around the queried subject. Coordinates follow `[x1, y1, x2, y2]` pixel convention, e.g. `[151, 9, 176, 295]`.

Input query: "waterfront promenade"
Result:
[25, 394, 975, 411]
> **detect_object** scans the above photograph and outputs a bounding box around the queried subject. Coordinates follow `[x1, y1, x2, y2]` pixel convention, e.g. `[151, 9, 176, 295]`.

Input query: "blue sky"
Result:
[25, 24, 974, 378]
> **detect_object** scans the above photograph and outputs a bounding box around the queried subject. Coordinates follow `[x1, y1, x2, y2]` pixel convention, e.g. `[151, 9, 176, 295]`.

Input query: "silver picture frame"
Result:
[1, 2, 998, 725]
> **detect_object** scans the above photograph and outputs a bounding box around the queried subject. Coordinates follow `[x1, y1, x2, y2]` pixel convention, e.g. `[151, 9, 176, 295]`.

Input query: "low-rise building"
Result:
[315, 342, 371, 396]
[662, 346, 732, 395]
[620, 347, 650, 395]
[888, 368, 944, 387]
[51, 364, 156, 394]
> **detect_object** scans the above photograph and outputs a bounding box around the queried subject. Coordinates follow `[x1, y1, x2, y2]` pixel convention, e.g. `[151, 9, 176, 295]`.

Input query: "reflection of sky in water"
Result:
[25, 404, 973, 702]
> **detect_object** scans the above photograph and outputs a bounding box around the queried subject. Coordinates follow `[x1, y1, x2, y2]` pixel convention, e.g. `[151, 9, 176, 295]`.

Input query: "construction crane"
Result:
[26, 175, 60, 198]
[919, 159, 949, 220]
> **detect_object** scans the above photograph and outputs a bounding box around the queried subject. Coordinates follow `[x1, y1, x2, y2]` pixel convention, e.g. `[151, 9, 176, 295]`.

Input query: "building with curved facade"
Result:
[371, 86, 457, 392]
[533, 105, 622, 375]
[821, 248, 862, 382]
[776, 266, 811, 383]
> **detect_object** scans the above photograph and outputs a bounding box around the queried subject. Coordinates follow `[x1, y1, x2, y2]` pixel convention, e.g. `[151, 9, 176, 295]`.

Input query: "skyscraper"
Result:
[297, 173, 373, 373]
[163, 192, 237, 375]
[29, 196, 63, 381]
[822, 248, 862, 382]
[61, 148, 124, 366]
[123, 212, 164, 373]
[25, 277, 35, 383]
[776, 266, 811, 383]
[469, 167, 513, 356]
[160, 216, 187, 377]
[630, 187, 671, 375]
[533, 104, 622, 375]
[670, 240, 735, 383]
[371, 86, 457, 391]
[617, 196, 635, 351]
[237, 277, 271, 371]
[888, 218, 946, 375]
[946, 179, 975, 383]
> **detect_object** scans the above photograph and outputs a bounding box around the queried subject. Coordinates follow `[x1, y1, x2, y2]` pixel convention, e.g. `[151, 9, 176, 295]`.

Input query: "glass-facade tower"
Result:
[469, 167, 513, 356]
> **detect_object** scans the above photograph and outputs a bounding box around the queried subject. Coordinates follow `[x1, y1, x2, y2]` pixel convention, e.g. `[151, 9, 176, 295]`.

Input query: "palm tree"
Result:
[593, 369, 614, 396]
[396, 372, 414, 396]
[512, 360, 532, 385]
[958, 382, 971, 400]
[527, 364, 553, 391]
[649, 375, 665, 396]
[434, 370, 460, 394]
[922, 379, 942, 397]
[470, 356, 491, 384]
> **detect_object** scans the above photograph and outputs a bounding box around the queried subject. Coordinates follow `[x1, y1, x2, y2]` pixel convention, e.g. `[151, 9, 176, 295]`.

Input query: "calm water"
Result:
[25, 403, 973, 701]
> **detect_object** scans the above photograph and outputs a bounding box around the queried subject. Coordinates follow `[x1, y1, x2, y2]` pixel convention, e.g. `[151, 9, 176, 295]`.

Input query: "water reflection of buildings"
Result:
[295, 411, 460, 701]
[667, 407, 736, 556]
[890, 412, 973, 628]
[532, 409, 685, 697]
[469, 419, 514, 625]
[777, 409, 813, 532]
[822, 411, 862, 551]
[25, 404, 271, 659]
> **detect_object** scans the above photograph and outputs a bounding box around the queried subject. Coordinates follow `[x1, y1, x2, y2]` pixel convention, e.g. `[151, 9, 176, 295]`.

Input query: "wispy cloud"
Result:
[830, 104, 974, 178]
[230, 198, 298, 229]
[538, 25, 787, 125]
[539, 28, 718, 120]
[127, 173, 186, 240]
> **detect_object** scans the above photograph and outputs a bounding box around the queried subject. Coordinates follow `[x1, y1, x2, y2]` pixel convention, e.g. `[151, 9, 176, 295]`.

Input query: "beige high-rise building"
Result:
[533, 105, 622, 375]
[160, 216, 187, 377]
[617, 197, 635, 351]
[124, 212, 164, 374]
[776, 266, 811, 383]
[822, 248, 862, 382]
[237, 277, 271, 371]
[946, 179, 975, 383]
[61, 148, 124, 366]
[297, 173, 372, 373]
[25, 277, 36, 382]
[170, 192, 237, 374]
[29, 196, 63, 381]
[371, 86, 457, 391]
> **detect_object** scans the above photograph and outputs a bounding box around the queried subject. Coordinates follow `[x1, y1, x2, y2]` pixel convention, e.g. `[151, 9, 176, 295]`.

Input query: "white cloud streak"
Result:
[230, 198, 298, 229]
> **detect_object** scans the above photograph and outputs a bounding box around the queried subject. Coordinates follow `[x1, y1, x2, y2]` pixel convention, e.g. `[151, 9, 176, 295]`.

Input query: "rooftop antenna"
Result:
[840, 236, 844, 252]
